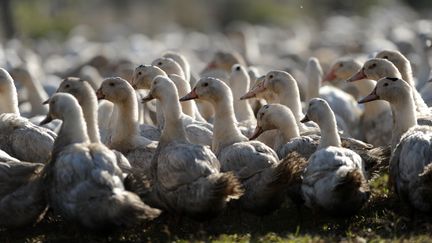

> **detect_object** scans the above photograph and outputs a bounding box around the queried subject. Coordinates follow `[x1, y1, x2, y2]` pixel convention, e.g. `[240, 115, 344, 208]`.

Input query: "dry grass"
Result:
[1, 174, 431, 242]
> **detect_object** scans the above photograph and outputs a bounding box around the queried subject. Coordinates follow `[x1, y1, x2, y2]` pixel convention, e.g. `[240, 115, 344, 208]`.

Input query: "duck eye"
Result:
[138, 71, 142, 75]
[339, 63, 344, 67]
[269, 74, 274, 79]
[203, 82, 209, 87]
[65, 84, 70, 88]
[235, 66, 241, 71]
[264, 105, 269, 109]
[158, 62, 163, 66]
[383, 83, 389, 87]
[383, 56, 388, 59]
[370, 63, 377, 69]
[109, 83, 115, 87]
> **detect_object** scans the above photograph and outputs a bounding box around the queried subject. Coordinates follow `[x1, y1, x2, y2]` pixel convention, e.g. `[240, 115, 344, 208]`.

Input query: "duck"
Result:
[306, 57, 361, 137]
[39, 93, 160, 229]
[229, 64, 256, 128]
[348, 58, 431, 119]
[180, 77, 294, 215]
[300, 98, 370, 215]
[96, 77, 157, 172]
[0, 68, 56, 163]
[132, 66, 213, 146]
[130, 75, 243, 220]
[358, 77, 432, 212]
[54, 77, 132, 171]
[327, 58, 393, 146]
[0, 160, 47, 228]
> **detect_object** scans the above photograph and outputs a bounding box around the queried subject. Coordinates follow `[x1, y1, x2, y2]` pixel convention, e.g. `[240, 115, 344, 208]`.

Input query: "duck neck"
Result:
[275, 83, 304, 128]
[273, 112, 300, 144]
[307, 76, 320, 101]
[80, 95, 101, 144]
[55, 108, 90, 153]
[110, 95, 140, 150]
[158, 91, 188, 145]
[212, 95, 247, 154]
[317, 112, 341, 150]
[390, 94, 417, 149]
[232, 77, 255, 122]
[1, 82, 20, 115]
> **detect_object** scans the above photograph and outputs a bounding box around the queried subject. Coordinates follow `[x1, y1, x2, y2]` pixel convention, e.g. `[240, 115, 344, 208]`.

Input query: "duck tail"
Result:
[334, 169, 366, 192]
[173, 172, 243, 220]
[239, 152, 308, 215]
[79, 189, 161, 229]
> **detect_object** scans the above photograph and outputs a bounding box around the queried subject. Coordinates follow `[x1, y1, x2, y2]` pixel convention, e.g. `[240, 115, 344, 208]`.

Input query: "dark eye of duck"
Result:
[264, 105, 269, 109]
[269, 74, 274, 79]
[370, 63, 377, 69]
[157, 62, 163, 66]
[65, 84, 70, 88]
[383, 83, 389, 87]
[138, 71, 142, 75]
[383, 56, 388, 59]
[235, 66, 241, 71]
[339, 63, 344, 67]
[203, 82, 209, 87]
[109, 83, 115, 87]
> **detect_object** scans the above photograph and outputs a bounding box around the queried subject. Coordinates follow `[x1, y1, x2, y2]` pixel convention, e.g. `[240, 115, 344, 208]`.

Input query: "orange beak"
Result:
[347, 68, 366, 82]
[358, 87, 379, 104]
[180, 88, 198, 101]
[322, 68, 337, 82]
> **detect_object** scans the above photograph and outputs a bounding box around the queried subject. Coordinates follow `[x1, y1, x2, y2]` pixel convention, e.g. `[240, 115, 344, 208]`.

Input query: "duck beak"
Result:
[39, 114, 53, 125]
[42, 98, 50, 105]
[249, 126, 264, 140]
[300, 115, 310, 123]
[347, 68, 366, 82]
[240, 82, 266, 100]
[322, 68, 336, 82]
[358, 88, 379, 104]
[96, 88, 105, 100]
[180, 88, 198, 101]
[141, 94, 154, 103]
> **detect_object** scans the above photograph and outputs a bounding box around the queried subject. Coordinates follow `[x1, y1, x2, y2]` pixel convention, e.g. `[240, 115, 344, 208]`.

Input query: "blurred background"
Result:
[0, 0, 431, 85]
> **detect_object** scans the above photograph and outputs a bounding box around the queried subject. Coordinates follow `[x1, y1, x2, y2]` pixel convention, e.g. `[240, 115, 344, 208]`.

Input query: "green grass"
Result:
[1, 173, 431, 242]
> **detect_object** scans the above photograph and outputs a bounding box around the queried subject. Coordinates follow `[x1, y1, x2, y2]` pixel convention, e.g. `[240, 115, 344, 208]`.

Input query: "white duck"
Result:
[130, 76, 243, 220]
[300, 98, 370, 215]
[40, 93, 160, 229]
[229, 64, 256, 128]
[348, 58, 431, 119]
[180, 77, 293, 215]
[0, 160, 47, 228]
[307, 57, 361, 137]
[96, 77, 157, 172]
[0, 68, 56, 163]
[328, 58, 393, 146]
[54, 77, 131, 171]
[359, 77, 432, 212]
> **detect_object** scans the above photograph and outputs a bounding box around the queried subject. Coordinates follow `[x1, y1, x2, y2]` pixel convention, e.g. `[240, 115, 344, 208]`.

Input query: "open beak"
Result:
[322, 68, 336, 82]
[39, 114, 53, 125]
[141, 94, 154, 103]
[249, 126, 264, 140]
[347, 68, 366, 82]
[300, 115, 310, 123]
[179, 88, 198, 101]
[42, 98, 50, 105]
[358, 88, 379, 104]
[96, 88, 105, 100]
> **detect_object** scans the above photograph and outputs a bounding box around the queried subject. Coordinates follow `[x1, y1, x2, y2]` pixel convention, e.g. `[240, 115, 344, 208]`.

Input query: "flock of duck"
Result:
[0, 40, 432, 231]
